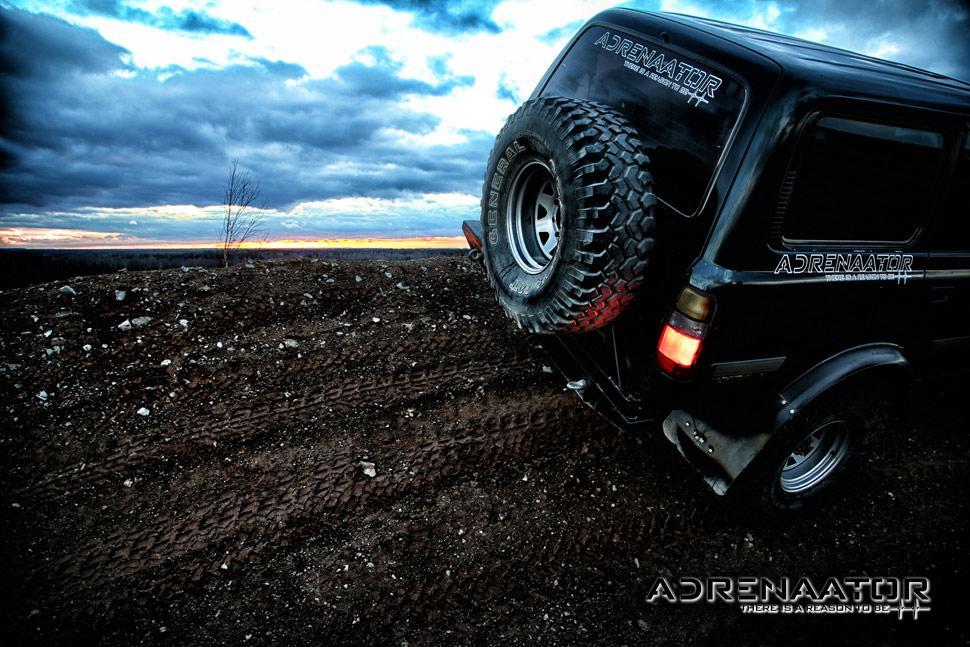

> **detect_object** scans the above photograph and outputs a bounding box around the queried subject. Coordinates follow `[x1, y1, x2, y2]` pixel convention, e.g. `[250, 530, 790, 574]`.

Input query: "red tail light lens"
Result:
[657, 323, 702, 371]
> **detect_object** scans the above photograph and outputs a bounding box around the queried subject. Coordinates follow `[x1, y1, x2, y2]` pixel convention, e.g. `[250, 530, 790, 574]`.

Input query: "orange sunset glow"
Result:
[0, 227, 467, 250]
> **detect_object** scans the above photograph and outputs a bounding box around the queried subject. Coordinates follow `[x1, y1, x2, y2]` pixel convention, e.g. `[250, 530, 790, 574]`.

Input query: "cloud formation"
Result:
[69, 0, 252, 37]
[0, 0, 968, 246]
[0, 6, 491, 224]
[356, 0, 502, 34]
[657, 0, 970, 80]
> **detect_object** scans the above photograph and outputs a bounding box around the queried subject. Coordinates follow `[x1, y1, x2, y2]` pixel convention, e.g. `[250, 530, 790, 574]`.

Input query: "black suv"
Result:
[463, 8, 970, 514]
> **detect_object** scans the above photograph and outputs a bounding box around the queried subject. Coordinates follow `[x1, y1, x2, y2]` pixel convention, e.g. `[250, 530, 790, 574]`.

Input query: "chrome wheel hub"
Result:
[779, 420, 851, 494]
[506, 160, 560, 274]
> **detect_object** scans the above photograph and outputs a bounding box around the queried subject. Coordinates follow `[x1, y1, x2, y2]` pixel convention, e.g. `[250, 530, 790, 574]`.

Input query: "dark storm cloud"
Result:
[69, 0, 252, 37]
[0, 6, 128, 78]
[356, 0, 502, 34]
[0, 7, 491, 214]
[776, 0, 970, 80]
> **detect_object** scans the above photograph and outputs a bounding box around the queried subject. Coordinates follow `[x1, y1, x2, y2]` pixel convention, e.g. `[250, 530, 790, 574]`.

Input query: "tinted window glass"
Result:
[783, 116, 944, 243]
[932, 134, 970, 252]
[543, 28, 746, 215]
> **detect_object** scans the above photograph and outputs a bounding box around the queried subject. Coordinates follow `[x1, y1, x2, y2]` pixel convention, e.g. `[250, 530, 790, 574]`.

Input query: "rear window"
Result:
[782, 116, 945, 244]
[542, 28, 746, 215]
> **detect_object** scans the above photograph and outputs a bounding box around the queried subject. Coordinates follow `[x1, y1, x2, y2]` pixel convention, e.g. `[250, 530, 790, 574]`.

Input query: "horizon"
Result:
[2, 0, 968, 249]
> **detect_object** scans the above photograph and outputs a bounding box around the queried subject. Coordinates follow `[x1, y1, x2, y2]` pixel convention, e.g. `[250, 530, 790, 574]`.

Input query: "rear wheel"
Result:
[733, 388, 891, 517]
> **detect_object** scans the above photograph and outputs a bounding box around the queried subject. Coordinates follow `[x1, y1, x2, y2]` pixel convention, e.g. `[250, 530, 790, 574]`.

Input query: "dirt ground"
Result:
[1, 257, 967, 646]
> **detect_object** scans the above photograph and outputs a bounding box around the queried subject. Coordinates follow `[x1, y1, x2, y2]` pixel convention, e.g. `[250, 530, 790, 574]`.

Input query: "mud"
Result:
[1, 257, 967, 645]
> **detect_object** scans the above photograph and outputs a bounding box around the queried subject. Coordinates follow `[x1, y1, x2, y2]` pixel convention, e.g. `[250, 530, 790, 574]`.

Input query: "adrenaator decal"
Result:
[773, 252, 915, 283]
[593, 30, 723, 107]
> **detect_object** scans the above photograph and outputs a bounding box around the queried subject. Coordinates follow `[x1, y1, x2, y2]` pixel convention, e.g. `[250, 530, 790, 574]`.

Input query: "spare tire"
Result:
[481, 96, 656, 333]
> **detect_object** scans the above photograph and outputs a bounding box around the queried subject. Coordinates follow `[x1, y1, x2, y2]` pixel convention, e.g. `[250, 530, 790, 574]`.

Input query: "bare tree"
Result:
[221, 159, 265, 267]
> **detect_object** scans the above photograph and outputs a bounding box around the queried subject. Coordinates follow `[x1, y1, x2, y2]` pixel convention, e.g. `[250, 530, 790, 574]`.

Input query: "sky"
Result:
[1, 0, 968, 249]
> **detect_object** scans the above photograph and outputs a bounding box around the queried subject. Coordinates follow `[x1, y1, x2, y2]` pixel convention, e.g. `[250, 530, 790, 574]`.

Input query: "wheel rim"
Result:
[506, 160, 560, 274]
[779, 420, 851, 494]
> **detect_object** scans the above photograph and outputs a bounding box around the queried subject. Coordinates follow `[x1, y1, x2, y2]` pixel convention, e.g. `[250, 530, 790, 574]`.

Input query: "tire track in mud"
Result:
[39, 396, 608, 609]
[164, 325, 511, 404]
[284, 452, 970, 638]
[24, 346, 540, 501]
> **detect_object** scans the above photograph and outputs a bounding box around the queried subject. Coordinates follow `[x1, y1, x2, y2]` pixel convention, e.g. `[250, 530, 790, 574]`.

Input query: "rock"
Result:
[359, 461, 377, 478]
[136, 407, 150, 417]
[118, 319, 132, 331]
[396, 282, 407, 289]
[355, 275, 363, 283]
[59, 285, 76, 296]
[384, 271, 393, 278]
[123, 479, 133, 487]
[283, 339, 299, 348]
[542, 365, 553, 373]
[43, 330, 52, 337]
[160, 359, 172, 366]
[178, 319, 189, 330]
[36, 390, 48, 401]
[131, 316, 152, 328]
[303, 293, 314, 300]
[82, 344, 92, 352]
[115, 290, 126, 301]
[372, 317, 381, 323]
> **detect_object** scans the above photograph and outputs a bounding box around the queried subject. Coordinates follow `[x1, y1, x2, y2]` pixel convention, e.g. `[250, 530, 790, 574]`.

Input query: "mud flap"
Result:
[662, 410, 770, 496]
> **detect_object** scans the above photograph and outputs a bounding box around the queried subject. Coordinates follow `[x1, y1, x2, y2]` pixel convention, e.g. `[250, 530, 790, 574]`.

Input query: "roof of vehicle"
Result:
[598, 8, 970, 113]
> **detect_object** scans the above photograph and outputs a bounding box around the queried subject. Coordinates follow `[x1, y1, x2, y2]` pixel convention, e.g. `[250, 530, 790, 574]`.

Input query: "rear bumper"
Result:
[462, 220, 483, 251]
[539, 324, 777, 494]
[538, 333, 656, 428]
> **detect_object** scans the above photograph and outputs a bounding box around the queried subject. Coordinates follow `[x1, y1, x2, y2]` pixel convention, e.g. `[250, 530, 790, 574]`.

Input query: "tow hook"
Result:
[566, 379, 588, 392]
[468, 248, 483, 264]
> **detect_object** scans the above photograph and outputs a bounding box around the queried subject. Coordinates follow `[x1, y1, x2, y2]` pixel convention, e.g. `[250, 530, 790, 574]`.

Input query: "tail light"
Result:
[657, 324, 702, 369]
[657, 286, 713, 376]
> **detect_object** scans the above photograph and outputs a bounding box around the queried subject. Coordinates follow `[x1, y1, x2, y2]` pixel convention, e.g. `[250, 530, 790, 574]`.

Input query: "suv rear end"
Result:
[467, 8, 970, 515]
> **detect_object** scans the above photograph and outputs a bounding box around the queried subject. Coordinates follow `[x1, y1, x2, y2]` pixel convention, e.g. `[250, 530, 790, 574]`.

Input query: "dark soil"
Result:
[1, 257, 967, 646]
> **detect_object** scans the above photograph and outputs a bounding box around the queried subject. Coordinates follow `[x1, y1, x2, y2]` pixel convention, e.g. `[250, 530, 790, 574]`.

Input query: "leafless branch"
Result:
[221, 159, 265, 267]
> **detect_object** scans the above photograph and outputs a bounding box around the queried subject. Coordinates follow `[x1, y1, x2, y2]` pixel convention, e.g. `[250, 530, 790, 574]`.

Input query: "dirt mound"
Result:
[1, 257, 967, 645]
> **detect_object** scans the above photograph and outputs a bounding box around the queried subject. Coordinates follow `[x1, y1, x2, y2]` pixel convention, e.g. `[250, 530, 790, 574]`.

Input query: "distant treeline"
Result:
[0, 248, 465, 290]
